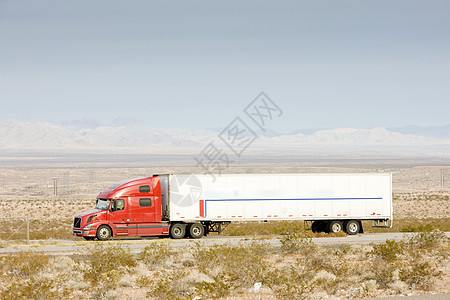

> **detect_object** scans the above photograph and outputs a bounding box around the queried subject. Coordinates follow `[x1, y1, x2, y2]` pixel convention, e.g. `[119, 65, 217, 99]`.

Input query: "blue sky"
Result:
[1, 0, 449, 133]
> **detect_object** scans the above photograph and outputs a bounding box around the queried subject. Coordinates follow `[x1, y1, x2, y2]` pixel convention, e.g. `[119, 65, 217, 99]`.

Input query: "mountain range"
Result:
[0, 119, 449, 152]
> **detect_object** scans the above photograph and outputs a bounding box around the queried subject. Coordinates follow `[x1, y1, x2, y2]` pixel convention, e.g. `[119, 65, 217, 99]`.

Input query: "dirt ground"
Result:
[0, 165, 449, 220]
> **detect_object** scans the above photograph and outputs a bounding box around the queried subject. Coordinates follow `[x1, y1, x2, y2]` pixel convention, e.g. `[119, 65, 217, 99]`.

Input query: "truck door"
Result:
[109, 198, 134, 236]
[128, 196, 163, 236]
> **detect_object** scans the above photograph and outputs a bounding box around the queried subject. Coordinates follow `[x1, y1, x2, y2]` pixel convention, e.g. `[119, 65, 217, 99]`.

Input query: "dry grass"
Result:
[0, 215, 448, 242]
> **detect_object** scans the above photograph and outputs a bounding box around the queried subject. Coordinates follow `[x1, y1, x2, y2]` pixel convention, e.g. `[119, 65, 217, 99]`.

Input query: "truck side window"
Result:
[139, 185, 151, 193]
[115, 199, 125, 211]
[139, 198, 152, 207]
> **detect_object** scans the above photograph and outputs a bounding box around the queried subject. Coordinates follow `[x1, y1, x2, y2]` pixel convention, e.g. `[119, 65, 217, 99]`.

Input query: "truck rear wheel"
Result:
[169, 223, 186, 239]
[96, 225, 112, 241]
[188, 223, 204, 239]
[329, 221, 343, 233]
[345, 220, 360, 235]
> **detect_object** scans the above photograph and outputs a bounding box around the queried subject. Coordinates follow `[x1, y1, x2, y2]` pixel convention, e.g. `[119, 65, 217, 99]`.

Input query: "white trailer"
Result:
[160, 173, 392, 235]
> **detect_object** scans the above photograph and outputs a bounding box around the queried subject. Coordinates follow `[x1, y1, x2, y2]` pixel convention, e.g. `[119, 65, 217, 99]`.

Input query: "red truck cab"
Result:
[72, 177, 170, 240]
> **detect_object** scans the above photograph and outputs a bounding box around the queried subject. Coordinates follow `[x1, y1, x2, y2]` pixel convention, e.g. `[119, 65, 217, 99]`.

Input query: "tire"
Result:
[188, 223, 204, 239]
[329, 221, 343, 233]
[345, 220, 360, 235]
[83, 236, 95, 241]
[169, 223, 186, 239]
[96, 225, 112, 241]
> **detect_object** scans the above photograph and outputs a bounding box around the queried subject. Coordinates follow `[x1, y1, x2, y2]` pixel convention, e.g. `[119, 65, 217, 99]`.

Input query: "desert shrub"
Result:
[147, 270, 190, 300]
[369, 239, 404, 262]
[401, 223, 436, 233]
[309, 254, 350, 277]
[366, 257, 397, 288]
[399, 260, 442, 290]
[406, 230, 447, 250]
[140, 243, 176, 267]
[266, 263, 315, 299]
[195, 277, 230, 299]
[0, 250, 49, 278]
[78, 245, 137, 287]
[280, 232, 315, 255]
[313, 276, 339, 295]
[191, 241, 271, 288]
[365, 240, 405, 288]
[135, 275, 153, 288]
[302, 248, 355, 294]
[147, 276, 176, 300]
[0, 278, 63, 300]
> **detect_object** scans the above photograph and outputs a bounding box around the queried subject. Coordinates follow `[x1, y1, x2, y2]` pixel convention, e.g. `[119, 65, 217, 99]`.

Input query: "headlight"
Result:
[83, 224, 92, 230]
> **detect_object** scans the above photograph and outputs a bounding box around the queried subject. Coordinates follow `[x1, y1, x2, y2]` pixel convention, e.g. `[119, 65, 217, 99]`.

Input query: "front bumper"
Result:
[73, 227, 96, 237]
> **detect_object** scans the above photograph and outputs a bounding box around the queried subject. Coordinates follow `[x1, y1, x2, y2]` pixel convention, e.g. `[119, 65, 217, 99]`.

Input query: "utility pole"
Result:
[53, 178, 58, 196]
[441, 169, 445, 189]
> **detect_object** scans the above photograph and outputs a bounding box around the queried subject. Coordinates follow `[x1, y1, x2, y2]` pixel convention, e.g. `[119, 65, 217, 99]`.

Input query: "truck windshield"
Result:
[96, 199, 111, 210]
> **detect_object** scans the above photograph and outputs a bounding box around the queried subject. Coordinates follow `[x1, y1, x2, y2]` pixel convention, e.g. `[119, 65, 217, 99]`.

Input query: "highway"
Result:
[2, 232, 448, 255]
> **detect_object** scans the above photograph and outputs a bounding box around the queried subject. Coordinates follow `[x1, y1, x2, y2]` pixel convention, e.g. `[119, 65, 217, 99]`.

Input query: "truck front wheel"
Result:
[188, 223, 204, 239]
[169, 223, 186, 239]
[96, 225, 112, 241]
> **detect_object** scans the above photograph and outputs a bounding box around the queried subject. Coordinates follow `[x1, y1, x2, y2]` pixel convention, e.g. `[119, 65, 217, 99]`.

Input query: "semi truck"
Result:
[72, 173, 392, 240]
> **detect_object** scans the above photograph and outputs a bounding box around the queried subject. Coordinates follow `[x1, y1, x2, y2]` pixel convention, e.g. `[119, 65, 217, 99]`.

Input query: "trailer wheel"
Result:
[188, 223, 204, 239]
[329, 221, 343, 233]
[345, 220, 360, 235]
[96, 225, 112, 241]
[169, 223, 186, 239]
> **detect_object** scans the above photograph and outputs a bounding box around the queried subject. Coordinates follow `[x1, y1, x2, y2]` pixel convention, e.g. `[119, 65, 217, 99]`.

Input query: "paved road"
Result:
[1, 232, 448, 255]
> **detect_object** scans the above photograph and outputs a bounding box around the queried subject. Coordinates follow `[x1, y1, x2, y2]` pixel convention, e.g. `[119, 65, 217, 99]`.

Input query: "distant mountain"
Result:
[289, 128, 328, 135]
[387, 124, 450, 138]
[264, 127, 448, 146]
[58, 118, 103, 130]
[0, 120, 449, 152]
[0, 120, 216, 150]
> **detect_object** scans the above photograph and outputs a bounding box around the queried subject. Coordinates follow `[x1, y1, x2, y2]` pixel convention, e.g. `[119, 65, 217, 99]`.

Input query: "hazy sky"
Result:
[1, 0, 449, 133]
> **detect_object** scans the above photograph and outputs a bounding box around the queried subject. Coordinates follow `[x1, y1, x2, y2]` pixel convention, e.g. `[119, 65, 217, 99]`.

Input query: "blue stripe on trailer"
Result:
[203, 197, 382, 217]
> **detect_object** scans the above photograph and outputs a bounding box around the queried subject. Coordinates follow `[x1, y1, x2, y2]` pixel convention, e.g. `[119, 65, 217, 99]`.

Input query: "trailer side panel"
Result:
[168, 173, 392, 222]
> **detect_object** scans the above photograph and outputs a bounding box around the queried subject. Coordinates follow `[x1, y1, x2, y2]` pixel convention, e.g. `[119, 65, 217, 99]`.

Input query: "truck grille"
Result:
[73, 217, 81, 229]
